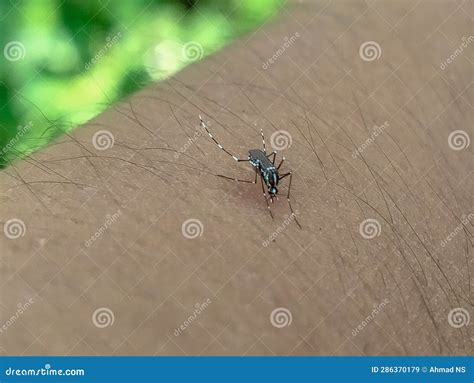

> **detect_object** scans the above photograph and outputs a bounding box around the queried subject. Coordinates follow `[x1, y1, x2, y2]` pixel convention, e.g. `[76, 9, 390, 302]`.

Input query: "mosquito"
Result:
[199, 115, 302, 229]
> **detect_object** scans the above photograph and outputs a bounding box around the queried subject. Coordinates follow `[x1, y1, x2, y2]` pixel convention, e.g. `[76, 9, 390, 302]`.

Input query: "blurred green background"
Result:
[0, 0, 283, 168]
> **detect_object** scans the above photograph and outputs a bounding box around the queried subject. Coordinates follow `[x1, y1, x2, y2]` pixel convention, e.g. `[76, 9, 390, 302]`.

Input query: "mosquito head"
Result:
[269, 186, 278, 197]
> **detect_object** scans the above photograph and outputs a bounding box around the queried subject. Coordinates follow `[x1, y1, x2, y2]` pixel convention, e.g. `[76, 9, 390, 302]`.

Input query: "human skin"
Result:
[0, 0, 472, 356]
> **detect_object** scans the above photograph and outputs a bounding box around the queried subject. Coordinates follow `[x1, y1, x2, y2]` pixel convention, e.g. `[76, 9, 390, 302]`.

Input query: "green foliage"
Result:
[0, 0, 283, 167]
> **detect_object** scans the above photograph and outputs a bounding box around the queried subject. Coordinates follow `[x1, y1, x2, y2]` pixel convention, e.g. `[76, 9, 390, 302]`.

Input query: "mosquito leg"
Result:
[277, 156, 286, 170]
[199, 115, 248, 162]
[266, 151, 277, 165]
[260, 175, 274, 219]
[260, 129, 267, 154]
[216, 173, 256, 184]
[282, 172, 302, 229]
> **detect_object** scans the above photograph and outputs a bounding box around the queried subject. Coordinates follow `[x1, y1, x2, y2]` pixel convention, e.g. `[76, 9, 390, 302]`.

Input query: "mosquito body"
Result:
[199, 115, 301, 229]
[248, 149, 280, 198]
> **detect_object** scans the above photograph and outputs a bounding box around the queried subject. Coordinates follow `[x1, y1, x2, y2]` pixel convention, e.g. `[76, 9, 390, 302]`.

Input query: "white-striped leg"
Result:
[199, 115, 248, 162]
[260, 175, 274, 219]
[260, 129, 267, 154]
